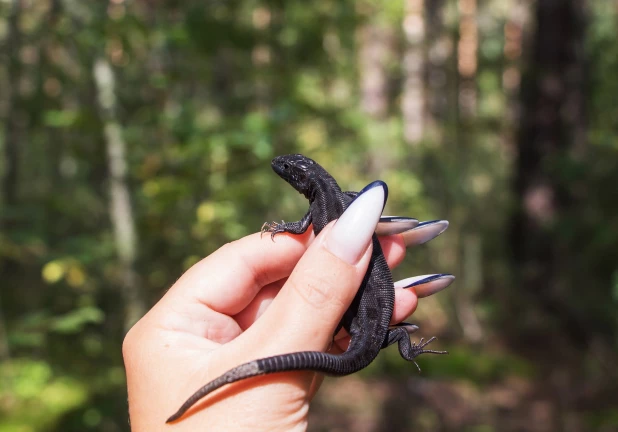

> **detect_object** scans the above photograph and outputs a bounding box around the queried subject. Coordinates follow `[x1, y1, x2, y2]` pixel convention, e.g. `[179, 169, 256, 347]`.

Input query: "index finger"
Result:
[166, 229, 314, 316]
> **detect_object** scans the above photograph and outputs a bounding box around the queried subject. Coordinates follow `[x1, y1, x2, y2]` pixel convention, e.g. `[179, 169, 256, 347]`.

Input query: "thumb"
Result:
[253, 181, 388, 354]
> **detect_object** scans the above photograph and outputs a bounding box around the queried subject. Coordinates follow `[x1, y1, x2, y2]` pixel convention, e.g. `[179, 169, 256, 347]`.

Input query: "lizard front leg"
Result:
[261, 209, 312, 240]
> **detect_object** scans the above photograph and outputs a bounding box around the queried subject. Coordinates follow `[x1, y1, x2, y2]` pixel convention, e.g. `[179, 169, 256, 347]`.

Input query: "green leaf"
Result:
[49, 307, 105, 334]
[43, 110, 80, 128]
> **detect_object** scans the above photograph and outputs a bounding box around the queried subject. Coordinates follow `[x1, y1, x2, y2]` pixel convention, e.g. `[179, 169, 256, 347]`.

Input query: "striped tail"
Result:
[166, 348, 373, 423]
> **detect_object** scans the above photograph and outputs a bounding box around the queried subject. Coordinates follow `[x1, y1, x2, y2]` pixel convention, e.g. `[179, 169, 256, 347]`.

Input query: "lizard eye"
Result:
[283, 163, 290, 170]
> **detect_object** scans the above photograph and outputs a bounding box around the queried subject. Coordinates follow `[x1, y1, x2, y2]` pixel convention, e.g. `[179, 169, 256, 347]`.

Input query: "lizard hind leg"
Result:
[384, 327, 448, 372]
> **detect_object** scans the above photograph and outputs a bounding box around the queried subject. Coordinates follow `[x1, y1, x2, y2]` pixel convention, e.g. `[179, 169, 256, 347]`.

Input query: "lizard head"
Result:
[271, 154, 320, 198]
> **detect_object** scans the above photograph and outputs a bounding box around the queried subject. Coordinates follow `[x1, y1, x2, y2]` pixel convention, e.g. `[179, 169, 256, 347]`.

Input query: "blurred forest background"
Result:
[1, 0, 617, 431]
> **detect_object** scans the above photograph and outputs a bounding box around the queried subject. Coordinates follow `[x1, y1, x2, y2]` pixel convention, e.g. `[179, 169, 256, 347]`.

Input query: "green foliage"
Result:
[0, 0, 617, 430]
[585, 409, 618, 430]
[0, 360, 88, 431]
[49, 307, 104, 335]
[43, 110, 81, 128]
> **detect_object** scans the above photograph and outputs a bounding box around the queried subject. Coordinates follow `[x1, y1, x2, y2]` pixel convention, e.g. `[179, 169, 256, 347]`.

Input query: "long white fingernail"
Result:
[395, 274, 455, 298]
[401, 220, 449, 246]
[325, 181, 387, 264]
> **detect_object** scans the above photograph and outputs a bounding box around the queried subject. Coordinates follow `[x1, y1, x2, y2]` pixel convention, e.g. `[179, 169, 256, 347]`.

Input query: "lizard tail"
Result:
[165, 360, 263, 423]
[166, 349, 371, 423]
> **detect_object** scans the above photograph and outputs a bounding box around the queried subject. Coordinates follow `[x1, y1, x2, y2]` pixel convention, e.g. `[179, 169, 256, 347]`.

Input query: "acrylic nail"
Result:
[394, 274, 455, 298]
[376, 216, 420, 236]
[325, 181, 387, 264]
[401, 220, 449, 247]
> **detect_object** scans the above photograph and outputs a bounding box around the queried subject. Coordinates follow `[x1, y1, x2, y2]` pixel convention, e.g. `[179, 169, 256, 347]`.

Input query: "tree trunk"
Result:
[36, 0, 64, 238]
[457, 0, 478, 118]
[93, 57, 145, 332]
[510, 0, 587, 341]
[357, 18, 394, 174]
[0, 294, 8, 361]
[401, 0, 426, 145]
[358, 24, 391, 120]
[252, 6, 272, 112]
[503, 0, 529, 99]
[0, 0, 23, 362]
[502, 0, 532, 160]
[2, 0, 22, 209]
[450, 0, 481, 341]
[425, 0, 449, 139]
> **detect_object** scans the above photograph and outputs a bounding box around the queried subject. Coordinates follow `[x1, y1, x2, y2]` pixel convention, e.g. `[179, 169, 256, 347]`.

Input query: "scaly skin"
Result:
[166, 154, 445, 423]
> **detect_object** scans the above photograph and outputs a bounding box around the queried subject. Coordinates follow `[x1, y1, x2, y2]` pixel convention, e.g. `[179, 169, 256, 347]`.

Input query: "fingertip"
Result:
[391, 285, 419, 324]
[169, 229, 314, 316]
[378, 234, 407, 269]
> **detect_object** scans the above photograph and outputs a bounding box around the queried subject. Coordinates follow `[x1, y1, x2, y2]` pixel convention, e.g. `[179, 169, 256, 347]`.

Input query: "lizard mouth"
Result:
[271, 159, 287, 178]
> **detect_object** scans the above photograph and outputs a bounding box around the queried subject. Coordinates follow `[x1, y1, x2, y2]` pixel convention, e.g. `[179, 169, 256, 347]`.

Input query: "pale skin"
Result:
[123, 223, 423, 431]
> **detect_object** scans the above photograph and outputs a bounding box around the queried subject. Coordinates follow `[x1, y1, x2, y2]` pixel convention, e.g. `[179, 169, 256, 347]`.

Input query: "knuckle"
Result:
[291, 267, 346, 311]
[122, 323, 139, 361]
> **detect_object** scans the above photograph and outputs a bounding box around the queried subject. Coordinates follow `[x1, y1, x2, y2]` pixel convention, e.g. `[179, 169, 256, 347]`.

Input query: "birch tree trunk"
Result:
[93, 58, 145, 332]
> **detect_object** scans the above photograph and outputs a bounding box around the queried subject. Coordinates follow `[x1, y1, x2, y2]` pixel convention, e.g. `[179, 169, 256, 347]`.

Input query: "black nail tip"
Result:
[416, 219, 443, 227]
[412, 220, 449, 236]
[355, 180, 388, 210]
[376, 216, 420, 236]
[380, 216, 419, 223]
[404, 273, 454, 288]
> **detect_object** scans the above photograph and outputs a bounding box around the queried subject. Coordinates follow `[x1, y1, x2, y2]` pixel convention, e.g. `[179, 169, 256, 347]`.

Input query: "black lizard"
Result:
[166, 154, 447, 423]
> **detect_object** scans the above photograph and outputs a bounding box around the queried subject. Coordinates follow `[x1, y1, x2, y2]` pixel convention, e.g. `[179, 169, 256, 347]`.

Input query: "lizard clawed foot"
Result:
[386, 329, 447, 372]
[260, 220, 287, 240]
[406, 336, 448, 372]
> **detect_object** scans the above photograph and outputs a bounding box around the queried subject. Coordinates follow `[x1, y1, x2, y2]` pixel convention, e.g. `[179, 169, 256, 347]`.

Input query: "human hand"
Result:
[123, 186, 452, 431]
